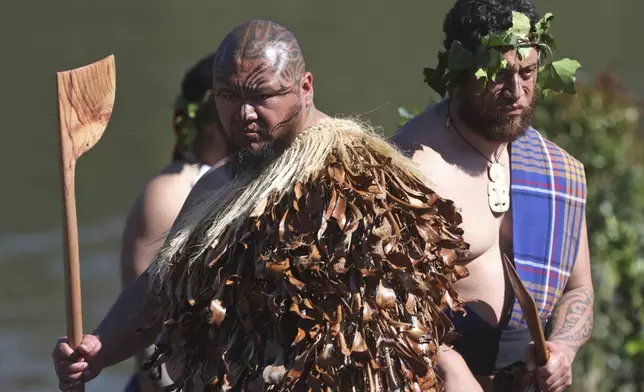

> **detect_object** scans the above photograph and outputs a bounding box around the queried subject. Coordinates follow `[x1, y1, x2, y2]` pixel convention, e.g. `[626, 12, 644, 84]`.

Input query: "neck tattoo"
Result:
[446, 101, 510, 214]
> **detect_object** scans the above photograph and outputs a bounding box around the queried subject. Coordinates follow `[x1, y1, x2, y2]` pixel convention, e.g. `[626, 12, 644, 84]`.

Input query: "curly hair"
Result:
[443, 0, 540, 52]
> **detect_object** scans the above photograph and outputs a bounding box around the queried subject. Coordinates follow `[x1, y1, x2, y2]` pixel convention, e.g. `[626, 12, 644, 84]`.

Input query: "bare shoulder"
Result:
[120, 164, 194, 253]
[181, 163, 232, 213]
[388, 111, 427, 155]
[388, 102, 446, 158]
[142, 170, 192, 216]
[121, 163, 196, 237]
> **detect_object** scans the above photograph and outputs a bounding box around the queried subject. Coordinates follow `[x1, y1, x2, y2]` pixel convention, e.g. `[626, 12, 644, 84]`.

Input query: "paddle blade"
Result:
[502, 254, 550, 366]
[56, 55, 115, 161]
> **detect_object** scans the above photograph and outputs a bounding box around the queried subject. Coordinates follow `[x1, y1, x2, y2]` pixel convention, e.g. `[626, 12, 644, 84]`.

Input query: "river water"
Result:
[0, 0, 640, 390]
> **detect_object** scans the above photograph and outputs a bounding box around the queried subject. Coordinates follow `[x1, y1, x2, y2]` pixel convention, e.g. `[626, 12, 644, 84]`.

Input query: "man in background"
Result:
[391, 1, 593, 391]
[119, 52, 229, 392]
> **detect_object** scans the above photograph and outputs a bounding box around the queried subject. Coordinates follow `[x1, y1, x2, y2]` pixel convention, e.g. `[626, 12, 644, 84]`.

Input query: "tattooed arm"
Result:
[548, 214, 594, 355]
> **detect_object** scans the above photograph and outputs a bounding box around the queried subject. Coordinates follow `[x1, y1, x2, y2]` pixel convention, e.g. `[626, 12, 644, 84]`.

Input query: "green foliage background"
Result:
[398, 71, 644, 392]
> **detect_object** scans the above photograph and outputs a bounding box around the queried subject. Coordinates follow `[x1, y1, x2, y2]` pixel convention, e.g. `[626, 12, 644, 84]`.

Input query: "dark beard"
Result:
[228, 139, 287, 177]
[228, 103, 302, 178]
[458, 93, 537, 143]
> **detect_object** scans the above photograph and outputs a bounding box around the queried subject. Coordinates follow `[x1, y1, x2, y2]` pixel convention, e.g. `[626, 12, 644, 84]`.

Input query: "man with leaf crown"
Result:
[54, 19, 472, 392]
[392, 1, 593, 391]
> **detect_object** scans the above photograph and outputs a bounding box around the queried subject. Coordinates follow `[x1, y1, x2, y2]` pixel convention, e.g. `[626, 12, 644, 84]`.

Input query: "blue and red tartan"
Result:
[507, 127, 587, 329]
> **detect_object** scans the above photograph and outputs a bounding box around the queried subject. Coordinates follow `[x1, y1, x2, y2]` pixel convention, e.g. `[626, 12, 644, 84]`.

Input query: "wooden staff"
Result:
[502, 254, 550, 366]
[56, 55, 116, 391]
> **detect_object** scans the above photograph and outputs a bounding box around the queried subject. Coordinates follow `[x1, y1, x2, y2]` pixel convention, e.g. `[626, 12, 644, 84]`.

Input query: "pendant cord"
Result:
[446, 100, 506, 164]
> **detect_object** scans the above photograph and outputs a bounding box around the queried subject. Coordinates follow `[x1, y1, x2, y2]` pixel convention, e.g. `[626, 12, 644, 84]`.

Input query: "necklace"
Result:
[446, 102, 510, 214]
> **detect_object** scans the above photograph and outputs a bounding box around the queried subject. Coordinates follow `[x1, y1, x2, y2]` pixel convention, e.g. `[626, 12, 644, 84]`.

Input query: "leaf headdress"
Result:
[423, 11, 582, 98]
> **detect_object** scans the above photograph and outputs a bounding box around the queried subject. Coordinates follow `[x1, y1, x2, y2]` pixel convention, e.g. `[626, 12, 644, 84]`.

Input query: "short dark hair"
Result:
[181, 52, 215, 103]
[180, 52, 220, 128]
[171, 53, 222, 163]
[443, 0, 540, 53]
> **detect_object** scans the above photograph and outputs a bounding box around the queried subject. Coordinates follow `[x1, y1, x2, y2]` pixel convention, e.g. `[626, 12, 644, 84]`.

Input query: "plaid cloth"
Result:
[507, 127, 587, 329]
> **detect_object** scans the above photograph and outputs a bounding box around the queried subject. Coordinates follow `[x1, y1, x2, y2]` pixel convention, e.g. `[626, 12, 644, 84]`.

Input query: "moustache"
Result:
[239, 121, 269, 135]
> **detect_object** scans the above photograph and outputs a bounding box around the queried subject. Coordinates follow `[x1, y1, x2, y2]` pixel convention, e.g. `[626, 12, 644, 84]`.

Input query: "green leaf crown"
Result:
[423, 11, 582, 98]
[173, 93, 202, 160]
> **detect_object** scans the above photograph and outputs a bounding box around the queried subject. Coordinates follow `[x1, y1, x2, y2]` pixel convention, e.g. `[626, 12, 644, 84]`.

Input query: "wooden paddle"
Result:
[56, 54, 116, 391]
[502, 254, 550, 366]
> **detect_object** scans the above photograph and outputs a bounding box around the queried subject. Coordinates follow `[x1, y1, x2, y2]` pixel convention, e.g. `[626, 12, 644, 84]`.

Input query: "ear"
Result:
[300, 71, 314, 107]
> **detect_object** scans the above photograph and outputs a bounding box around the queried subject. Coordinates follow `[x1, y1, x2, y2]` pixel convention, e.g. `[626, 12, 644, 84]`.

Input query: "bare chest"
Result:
[413, 148, 515, 323]
[415, 150, 512, 258]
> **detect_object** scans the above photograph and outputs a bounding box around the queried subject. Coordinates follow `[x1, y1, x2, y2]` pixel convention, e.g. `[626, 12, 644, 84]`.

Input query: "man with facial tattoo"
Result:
[391, 1, 594, 392]
[52, 20, 471, 392]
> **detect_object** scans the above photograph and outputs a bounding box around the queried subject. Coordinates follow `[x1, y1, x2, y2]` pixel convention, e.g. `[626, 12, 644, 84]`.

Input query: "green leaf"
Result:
[447, 41, 475, 70]
[535, 12, 554, 36]
[486, 49, 503, 68]
[423, 67, 447, 98]
[187, 103, 199, 118]
[474, 68, 488, 81]
[510, 11, 531, 37]
[552, 58, 582, 92]
[474, 68, 489, 94]
[398, 107, 410, 119]
[484, 31, 517, 48]
[483, 49, 508, 82]
[539, 36, 556, 53]
[534, 13, 556, 51]
[424, 50, 450, 97]
[538, 58, 581, 95]
[518, 46, 532, 60]
[397, 106, 426, 128]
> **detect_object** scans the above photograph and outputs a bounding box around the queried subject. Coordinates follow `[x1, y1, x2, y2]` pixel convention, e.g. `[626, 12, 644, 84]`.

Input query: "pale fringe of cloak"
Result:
[144, 116, 470, 391]
[149, 117, 439, 284]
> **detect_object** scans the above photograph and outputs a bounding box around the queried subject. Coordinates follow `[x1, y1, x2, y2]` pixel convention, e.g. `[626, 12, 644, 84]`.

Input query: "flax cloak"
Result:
[144, 117, 471, 391]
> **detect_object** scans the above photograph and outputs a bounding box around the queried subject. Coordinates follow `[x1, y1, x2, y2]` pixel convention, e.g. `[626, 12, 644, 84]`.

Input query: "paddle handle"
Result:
[59, 140, 85, 392]
[534, 323, 550, 367]
[55, 55, 115, 392]
[501, 254, 551, 367]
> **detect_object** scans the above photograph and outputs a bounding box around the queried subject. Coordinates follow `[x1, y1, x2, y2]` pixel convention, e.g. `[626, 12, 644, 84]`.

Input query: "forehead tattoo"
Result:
[214, 20, 306, 96]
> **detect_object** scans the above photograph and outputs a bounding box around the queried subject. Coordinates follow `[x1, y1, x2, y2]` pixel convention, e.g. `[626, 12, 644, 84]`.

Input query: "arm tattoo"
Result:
[548, 286, 594, 352]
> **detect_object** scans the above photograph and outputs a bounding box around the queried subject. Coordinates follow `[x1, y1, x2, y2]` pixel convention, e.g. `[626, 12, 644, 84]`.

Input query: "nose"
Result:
[502, 74, 522, 102]
[240, 102, 258, 122]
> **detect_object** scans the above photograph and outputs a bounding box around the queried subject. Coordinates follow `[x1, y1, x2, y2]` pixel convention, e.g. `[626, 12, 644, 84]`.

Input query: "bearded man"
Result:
[391, 1, 594, 392]
[54, 20, 470, 392]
